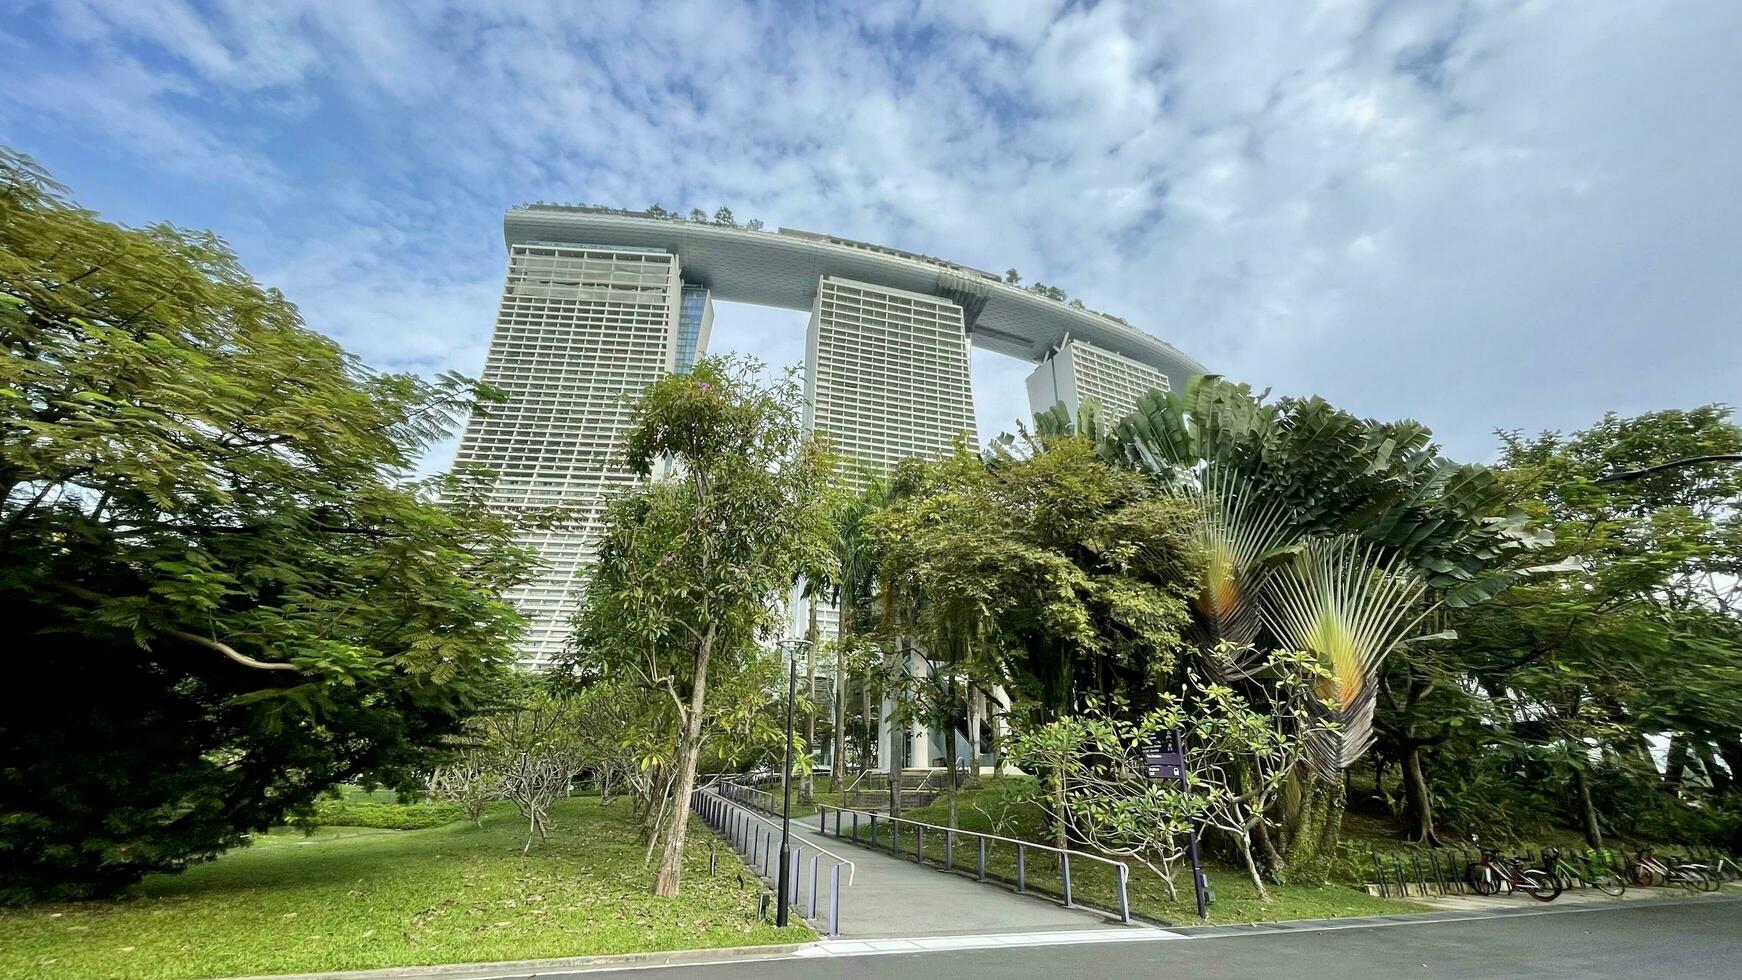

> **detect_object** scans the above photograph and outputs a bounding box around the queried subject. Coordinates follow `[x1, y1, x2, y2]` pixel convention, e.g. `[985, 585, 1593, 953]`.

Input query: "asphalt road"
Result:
[556, 898, 1742, 980]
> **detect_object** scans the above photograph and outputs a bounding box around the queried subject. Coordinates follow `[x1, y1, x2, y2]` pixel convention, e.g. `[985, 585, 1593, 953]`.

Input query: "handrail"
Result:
[701, 778, 857, 884]
[813, 801, 1131, 923]
[692, 783, 856, 936]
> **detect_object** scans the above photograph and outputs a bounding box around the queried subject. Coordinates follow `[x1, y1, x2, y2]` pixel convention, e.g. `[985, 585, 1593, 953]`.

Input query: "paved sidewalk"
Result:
[704, 790, 1108, 939]
[783, 820, 1109, 938]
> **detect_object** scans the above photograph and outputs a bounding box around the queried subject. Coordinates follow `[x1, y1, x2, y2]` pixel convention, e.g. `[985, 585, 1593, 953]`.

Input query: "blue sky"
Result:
[3, 0, 1739, 465]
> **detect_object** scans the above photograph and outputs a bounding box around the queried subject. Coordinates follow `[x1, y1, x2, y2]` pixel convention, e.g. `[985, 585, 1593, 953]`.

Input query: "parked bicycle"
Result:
[1467, 847, 1562, 901]
[1627, 848, 1717, 892]
[1544, 847, 1626, 898]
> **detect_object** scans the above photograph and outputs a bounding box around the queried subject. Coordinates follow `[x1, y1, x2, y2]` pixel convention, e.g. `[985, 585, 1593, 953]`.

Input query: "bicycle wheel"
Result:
[1589, 871, 1627, 898]
[1683, 867, 1720, 893]
[1629, 862, 1662, 887]
[1667, 868, 1706, 892]
[1469, 864, 1499, 896]
[1519, 869, 1562, 902]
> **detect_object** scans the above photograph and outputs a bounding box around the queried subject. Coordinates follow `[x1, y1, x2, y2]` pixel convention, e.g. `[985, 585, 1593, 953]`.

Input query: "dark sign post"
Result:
[1143, 729, 1208, 919]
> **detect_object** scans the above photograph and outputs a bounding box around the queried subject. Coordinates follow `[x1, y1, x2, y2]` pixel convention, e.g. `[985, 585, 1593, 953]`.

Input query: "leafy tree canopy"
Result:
[0, 149, 534, 901]
[567, 356, 836, 895]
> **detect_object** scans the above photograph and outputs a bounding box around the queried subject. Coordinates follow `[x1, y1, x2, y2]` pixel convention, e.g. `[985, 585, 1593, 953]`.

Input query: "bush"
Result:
[0, 150, 532, 903]
[308, 800, 464, 831]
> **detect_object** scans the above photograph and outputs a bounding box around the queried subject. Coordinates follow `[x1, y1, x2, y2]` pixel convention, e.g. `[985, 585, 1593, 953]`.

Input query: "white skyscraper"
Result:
[792, 275, 978, 648]
[463, 205, 1203, 668]
[1025, 337, 1172, 426]
[804, 275, 978, 485]
[453, 241, 704, 666]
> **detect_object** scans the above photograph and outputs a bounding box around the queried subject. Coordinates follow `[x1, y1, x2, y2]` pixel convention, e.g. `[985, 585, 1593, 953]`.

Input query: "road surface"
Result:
[551, 896, 1742, 980]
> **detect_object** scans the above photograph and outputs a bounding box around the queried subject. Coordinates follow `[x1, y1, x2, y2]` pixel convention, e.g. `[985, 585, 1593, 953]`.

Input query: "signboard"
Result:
[1141, 749, 1183, 781]
[1142, 731, 1184, 781]
[1141, 729, 1210, 920]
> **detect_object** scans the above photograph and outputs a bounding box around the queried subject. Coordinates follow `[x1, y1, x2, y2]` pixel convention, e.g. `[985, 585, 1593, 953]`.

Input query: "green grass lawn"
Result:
[0, 798, 811, 980]
[832, 776, 1429, 925]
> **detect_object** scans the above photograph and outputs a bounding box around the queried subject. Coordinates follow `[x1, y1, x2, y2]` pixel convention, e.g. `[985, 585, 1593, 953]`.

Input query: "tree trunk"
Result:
[860, 668, 874, 777]
[1255, 816, 1284, 879]
[990, 711, 1005, 780]
[834, 635, 847, 800]
[1052, 749, 1069, 851]
[1234, 829, 1270, 900]
[803, 601, 818, 803]
[1573, 766, 1603, 849]
[1400, 742, 1440, 846]
[1663, 735, 1690, 792]
[653, 628, 714, 897]
[945, 671, 959, 829]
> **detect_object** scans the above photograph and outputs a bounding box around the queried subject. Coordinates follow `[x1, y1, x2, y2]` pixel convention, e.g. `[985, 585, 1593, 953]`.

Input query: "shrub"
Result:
[308, 800, 464, 831]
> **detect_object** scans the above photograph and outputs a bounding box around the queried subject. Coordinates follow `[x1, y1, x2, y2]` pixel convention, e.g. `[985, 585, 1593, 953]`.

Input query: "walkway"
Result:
[700, 789, 1107, 939]
[785, 820, 1108, 939]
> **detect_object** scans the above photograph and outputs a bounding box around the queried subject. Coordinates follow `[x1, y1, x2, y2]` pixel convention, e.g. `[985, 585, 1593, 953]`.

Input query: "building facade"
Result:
[452, 241, 703, 667]
[804, 276, 978, 486]
[459, 206, 1204, 684]
[1025, 336, 1172, 427]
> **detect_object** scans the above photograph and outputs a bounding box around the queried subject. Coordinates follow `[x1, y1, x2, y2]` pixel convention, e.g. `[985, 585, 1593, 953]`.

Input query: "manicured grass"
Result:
[309, 798, 465, 830]
[0, 798, 811, 980]
[838, 776, 1430, 925]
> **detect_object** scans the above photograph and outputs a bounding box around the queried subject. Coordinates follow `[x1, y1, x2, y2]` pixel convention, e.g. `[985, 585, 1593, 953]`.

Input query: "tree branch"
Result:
[167, 627, 302, 672]
[57, 583, 302, 672]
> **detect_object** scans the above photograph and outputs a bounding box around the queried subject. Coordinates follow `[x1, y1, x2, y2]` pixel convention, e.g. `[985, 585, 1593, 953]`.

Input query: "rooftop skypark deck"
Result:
[504, 205, 1206, 391]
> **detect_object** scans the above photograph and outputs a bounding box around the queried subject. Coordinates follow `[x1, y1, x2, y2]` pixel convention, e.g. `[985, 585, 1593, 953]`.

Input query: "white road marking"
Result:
[792, 928, 1184, 958]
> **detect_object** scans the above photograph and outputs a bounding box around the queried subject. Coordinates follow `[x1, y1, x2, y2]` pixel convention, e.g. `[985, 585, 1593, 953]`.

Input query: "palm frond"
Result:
[1260, 535, 1433, 774]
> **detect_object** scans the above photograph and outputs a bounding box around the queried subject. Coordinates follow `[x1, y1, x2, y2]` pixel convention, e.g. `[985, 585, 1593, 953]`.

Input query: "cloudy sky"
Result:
[3, 0, 1737, 464]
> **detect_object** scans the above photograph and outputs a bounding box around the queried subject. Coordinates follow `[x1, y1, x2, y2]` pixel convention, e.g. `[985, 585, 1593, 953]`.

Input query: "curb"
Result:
[215, 888, 1742, 979]
[219, 941, 820, 980]
[1161, 888, 1742, 938]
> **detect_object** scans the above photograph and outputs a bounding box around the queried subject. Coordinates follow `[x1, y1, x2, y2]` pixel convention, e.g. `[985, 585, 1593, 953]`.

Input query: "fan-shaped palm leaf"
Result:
[1260, 535, 1433, 776]
[1179, 464, 1298, 676]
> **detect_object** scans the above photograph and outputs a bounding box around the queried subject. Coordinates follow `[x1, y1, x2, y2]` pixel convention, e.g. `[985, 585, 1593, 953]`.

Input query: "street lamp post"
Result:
[774, 638, 809, 927]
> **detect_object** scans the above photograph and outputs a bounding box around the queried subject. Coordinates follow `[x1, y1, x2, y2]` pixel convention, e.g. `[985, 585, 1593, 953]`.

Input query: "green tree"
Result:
[569, 357, 834, 896]
[825, 475, 890, 783]
[1008, 702, 1203, 898]
[1106, 376, 1558, 773]
[1442, 408, 1742, 846]
[868, 432, 1201, 830]
[1101, 376, 1561, 877]
[0, 149, 533, 902]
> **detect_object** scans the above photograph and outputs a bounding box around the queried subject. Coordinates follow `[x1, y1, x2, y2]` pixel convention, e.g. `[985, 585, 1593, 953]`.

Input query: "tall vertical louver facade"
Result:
[795, 275, 979, 647]
[803, 276, 978, 487]
[1024, 337, 1172, 427]
[453, 242, 695, 666]
[464, 206, 1204, 667]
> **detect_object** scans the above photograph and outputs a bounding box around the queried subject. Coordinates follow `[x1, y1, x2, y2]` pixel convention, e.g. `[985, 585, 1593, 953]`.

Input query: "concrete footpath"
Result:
[780, 816, 1108, 938]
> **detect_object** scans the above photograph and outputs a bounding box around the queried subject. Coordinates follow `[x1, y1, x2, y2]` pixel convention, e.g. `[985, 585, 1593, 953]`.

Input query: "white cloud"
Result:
[7, 0, 1740, 463]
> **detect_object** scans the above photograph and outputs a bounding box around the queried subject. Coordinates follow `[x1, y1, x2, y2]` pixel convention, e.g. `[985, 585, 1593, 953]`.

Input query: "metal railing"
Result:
[690, 784, 855, 936]
[813, 802, 1132, 924]
[715, 779, 778, 814]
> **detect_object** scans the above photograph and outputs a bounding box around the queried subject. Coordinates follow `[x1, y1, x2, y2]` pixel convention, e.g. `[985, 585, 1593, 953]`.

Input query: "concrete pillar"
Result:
[904, 645, 931, 768]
